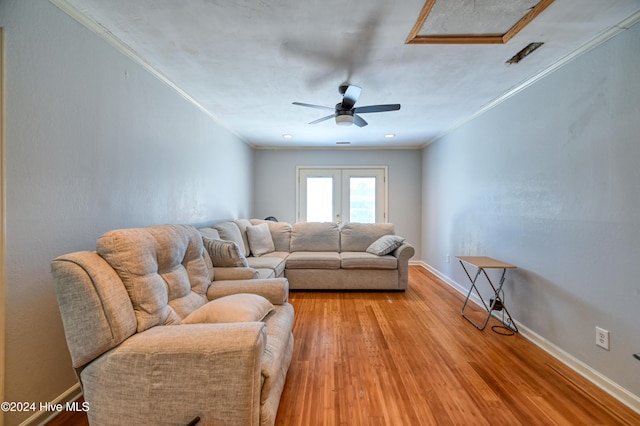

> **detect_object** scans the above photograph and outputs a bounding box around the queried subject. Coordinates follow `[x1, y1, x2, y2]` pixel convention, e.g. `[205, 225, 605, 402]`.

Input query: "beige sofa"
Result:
[51, 224, 294, 426]
[201, 220, 415, 290]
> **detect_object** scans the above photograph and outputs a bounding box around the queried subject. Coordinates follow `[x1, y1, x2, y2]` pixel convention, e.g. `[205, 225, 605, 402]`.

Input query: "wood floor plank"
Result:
[275, 266, 640, 426]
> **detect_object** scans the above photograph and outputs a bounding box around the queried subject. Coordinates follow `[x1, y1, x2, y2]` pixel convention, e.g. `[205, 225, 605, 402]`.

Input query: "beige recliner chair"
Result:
[51, 224, 294, 426]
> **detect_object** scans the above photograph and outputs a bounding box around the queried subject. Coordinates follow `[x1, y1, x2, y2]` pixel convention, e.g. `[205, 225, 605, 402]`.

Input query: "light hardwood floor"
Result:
[275, 266, 640, 426]
[49, 266, 639, 425]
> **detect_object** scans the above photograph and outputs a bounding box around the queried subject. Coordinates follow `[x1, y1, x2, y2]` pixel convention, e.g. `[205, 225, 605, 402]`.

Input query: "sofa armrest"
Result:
[81, 323, 266, 426]
[207, 278, 289, 305]
[213, 266, 259, 281]
[392, 243, 415, 262]
[392, 243, 415, 290]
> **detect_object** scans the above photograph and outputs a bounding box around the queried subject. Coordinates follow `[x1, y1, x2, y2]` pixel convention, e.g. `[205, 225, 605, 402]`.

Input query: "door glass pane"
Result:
[306, 177, 333, 222]
[349, 177, 376, 223]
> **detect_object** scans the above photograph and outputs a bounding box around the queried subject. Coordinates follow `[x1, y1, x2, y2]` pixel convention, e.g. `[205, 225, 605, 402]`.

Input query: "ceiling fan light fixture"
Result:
[335, 114, 354, 126]
[293, 84, 399, 129]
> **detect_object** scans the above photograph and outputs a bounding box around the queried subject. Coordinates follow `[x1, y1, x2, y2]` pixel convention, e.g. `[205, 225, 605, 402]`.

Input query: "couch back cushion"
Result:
[51, 251, 138, 369]
[213, 221, 249, 257]
[198, 227, 221, 240]
[250, 219, 292, 252]
[234, 219, 253, 255]
[340, 223, 396, 252]
[96, 224, 210, 332]
[290, 222, 340, 252]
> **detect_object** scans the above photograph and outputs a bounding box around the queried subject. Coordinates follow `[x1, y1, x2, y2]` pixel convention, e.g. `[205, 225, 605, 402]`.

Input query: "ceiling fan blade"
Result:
[309, 114, 335, 125]
[292, 102, 335, 111]
[353, 114, 368, 127]
[353, 104, 401, 114]
[341, 85, 362, 110]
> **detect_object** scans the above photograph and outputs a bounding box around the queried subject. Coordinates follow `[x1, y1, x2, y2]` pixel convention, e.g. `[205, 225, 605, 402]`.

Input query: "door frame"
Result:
[296, 165, 389, 224]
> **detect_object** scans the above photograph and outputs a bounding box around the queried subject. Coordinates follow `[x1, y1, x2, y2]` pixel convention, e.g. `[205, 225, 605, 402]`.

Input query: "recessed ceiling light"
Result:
[282, 134, 293, 139]
[385, 134, 396, 138]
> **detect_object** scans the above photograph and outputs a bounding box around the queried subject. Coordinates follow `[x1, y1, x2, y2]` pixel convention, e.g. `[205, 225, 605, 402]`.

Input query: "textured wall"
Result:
[0, 1, 253, 423]
[422, 20, 640, 397]
[254, 149, 422, 259]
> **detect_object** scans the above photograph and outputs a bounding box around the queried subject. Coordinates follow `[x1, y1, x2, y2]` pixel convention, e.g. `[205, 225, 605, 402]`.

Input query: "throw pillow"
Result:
[246, 223, 275, 257]
[202, 237, 249, 267]
[366, 235, 405, 256]
[181, 293, 275, 324]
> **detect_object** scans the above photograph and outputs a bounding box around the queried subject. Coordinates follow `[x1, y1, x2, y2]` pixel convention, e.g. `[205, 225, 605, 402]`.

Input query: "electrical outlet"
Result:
[446, 254, 450, 263]
[596, 327, 610, 350]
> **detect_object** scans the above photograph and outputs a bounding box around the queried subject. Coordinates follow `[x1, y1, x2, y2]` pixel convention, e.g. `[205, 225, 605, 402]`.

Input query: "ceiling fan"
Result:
[292, 84, 400, 127]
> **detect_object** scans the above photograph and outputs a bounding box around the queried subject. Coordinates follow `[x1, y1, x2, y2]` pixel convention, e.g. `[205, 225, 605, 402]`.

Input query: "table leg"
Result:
[460, 262, 492, 330]
[488, 268, 518, 333]
[460, 261, 518, 332]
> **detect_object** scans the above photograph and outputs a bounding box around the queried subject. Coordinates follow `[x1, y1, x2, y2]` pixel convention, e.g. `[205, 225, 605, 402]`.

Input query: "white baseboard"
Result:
[518, 323, 640, 415]
[416, 263, 640, 415]
[19, 383, 82, 426]
[421, 262, 470, 296]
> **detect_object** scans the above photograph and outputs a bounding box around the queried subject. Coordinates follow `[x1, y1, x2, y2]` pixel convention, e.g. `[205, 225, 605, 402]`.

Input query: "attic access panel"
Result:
[406, 0, 554, 44]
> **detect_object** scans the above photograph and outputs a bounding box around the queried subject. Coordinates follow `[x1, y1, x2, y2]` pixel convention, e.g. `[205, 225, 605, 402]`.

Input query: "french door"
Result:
[297, 166, 388, 224]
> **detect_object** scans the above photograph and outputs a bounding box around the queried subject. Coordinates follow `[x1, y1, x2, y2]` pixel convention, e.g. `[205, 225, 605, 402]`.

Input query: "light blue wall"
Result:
[422, 20, 640, 397]
[1, 1, 253, 423]
[253, 149, 422, 259]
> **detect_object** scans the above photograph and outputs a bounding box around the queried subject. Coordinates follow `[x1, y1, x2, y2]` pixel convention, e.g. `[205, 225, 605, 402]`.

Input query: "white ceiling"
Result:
[53, 0, 640, 149]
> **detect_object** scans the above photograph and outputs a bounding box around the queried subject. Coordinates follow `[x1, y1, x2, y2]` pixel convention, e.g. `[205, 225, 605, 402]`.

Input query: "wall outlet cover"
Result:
[596, 327, 610, 350]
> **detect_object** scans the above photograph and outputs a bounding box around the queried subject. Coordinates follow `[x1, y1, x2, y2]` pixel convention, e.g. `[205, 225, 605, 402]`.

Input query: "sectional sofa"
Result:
[51, 219, 413, 424]
[200, 219, 415, 291]
[52, 224, 294, 426]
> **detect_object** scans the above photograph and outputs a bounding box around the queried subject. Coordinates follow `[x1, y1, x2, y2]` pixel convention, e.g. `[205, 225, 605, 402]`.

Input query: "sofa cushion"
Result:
[340, 222, 396, 252]
[96, 224, 209, 332]
[181, 293, 274, 324]
[234, 219, 253, 255]
[247, 253, 287, 277]
[340, 252, 398, 269]
[290, 222, 340, 252]
[255, 269, 276, 279]
[213, 221, 249, 257]
[202, 237, 249, 268]
[246, 223, 275, 257]
[366, 235, 405, 256]
[51, 251, 138, 369]
[250, 219, 292, 252]
[286, 252, 341, 269]
[198, 227, 220, 240]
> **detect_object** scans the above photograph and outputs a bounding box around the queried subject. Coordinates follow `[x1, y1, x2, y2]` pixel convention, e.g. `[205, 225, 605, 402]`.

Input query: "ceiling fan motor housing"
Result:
[335, 106, 355, 126]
